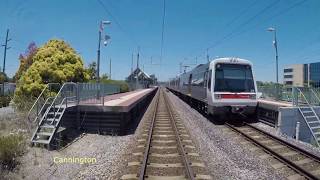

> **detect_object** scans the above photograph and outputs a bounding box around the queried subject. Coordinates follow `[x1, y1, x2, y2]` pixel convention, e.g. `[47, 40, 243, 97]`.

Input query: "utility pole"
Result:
[109, 58, 112, 80]
[206, 48, 209, 63]
[268, 27, 279, 100]
[131, 53, 134, 74]
[136, 46, 140, 69]
[136, 47, 140, 89]
[2, 29, 11, 96]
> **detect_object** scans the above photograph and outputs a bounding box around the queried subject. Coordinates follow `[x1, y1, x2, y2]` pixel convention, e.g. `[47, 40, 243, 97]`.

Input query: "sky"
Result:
[0, 0, 320, 82]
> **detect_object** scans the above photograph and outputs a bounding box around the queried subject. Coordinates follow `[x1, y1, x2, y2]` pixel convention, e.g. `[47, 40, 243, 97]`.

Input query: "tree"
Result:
[86, 62, 97, 80]
[101, 73, 109, 80]
[14, 39, 89, 100]
[0, 72, 8, 82]
[13, 42, 38, 82]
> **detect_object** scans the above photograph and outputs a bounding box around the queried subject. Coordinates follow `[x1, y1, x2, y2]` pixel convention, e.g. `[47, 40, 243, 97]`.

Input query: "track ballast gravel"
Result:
[166, 90, 285, 179]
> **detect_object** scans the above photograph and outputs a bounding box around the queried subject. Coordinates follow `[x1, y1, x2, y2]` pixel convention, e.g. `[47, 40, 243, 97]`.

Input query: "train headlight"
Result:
[249, 94, 256, 99]
[214, 94, 221, 99]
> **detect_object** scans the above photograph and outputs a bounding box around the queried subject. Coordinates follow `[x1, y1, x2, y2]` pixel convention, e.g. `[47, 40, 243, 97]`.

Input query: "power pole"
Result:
[206, 48, 209, 63]
[109, 58, 112, 80]
[136, 47, 140, 89]
[2, 29, 11, 95]
[131, 53, 134, 74]
[136, 46, 140, 69]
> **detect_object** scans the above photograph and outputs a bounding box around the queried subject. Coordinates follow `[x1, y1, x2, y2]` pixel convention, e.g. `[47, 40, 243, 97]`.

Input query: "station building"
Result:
[126, 67, 157, 90]
[283, 62, 320, 88]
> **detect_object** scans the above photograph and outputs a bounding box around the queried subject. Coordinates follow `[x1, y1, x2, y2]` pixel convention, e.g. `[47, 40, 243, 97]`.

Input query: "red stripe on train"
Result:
[221, 94, 250, 99]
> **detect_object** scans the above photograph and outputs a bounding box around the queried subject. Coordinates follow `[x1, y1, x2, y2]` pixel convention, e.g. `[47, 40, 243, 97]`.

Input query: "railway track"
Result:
[226, 122, 320, 180]
[121, 88, 211, 180]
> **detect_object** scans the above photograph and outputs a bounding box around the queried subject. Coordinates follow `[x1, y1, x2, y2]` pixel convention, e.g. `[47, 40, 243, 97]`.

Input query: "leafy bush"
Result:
[100, 79, 129, 93]
[0, 134, 25, 170]
[13, 39, 89, 110]
[0, 95, 11, 108]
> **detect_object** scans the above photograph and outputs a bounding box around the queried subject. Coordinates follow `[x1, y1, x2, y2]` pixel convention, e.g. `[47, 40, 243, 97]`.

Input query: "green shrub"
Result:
[0, 134, 25, 170]
[0, 95, 11, 108]
[100, 79, 129, 93]
[12, 95, 35, 112]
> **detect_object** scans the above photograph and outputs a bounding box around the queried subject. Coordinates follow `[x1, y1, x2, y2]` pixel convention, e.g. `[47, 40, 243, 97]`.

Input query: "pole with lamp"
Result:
[267, 27, 279, 99]
[97, 20, 111, 99]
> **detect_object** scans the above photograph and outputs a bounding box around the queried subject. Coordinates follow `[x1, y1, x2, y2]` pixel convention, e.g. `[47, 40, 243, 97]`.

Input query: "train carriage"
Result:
[168, 57, 258, 119]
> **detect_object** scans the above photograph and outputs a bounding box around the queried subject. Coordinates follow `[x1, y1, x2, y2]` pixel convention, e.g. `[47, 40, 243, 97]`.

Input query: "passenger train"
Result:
[167, 57, 258, 119]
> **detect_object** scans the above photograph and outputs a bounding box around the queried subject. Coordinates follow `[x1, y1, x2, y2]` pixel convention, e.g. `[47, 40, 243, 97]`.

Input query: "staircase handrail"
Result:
[310, 88, 320, 105]
[50, 95, 77, 127]
[296, 87, 320, 147]
[34, 97, 54, 124]
[27, 83, 60, 122]
[38, 82, 77, 126]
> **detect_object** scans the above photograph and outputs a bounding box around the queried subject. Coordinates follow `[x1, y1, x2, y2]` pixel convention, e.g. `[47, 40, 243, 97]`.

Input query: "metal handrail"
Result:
[27, 83, 60, 122]
[295, 87, 320, 147]
[50, 96, 77, 126]
[310, 88, 320, 105]
[34, 97, 54, 124]
[38, 82, 77, 126]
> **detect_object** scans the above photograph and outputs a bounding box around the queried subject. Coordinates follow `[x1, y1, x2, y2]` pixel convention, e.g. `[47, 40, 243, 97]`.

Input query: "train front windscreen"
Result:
[214, 63, 255, 93]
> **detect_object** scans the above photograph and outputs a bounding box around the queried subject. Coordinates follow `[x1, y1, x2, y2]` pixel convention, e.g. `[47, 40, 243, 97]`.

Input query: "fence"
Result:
[257, 85, 292, 102]
[78, 83, 120, 105]
[27, 82, 120, 128]
[0, 83, 16, 95]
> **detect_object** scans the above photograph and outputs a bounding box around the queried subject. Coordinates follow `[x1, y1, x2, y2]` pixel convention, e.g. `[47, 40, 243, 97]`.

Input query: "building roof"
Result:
[126, 67, 152, 81]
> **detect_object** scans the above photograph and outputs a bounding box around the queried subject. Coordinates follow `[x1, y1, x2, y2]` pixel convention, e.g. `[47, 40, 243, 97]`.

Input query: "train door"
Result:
[188, 74, 192, 95]
[206, 70, 213, 112]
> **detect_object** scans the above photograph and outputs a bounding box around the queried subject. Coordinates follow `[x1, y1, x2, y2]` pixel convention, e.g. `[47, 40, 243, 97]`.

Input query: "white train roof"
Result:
[209, 57, 253, 67]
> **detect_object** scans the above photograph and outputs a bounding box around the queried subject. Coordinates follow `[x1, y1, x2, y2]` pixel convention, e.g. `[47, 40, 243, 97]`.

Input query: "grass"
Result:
[0, 134, 26, 171]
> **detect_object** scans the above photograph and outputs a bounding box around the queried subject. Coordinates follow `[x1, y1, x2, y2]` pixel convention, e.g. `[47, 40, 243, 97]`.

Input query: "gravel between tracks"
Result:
[166, 91, 285, 180]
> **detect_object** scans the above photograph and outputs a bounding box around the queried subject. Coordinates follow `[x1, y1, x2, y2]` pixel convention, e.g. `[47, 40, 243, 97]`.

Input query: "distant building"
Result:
[126, 68, 157, 90]
[283, 62, 320, 88]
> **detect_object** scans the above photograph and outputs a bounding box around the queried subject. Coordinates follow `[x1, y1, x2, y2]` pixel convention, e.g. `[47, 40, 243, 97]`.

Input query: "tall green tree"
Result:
[14, 39, 89, 100]
[86, 61, 97, 80]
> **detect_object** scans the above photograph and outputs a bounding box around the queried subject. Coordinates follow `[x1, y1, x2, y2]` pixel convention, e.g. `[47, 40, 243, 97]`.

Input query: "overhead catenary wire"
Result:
[160, 0, 166, 64]
[189, 0, 307, 62]
[96, 0, 139, 46]
[182, 0, 272, 63]
[206, 0, 281, 53]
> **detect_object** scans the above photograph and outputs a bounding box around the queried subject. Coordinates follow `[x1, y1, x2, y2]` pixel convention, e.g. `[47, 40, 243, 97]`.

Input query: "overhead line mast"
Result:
[2, 29, 11, 75]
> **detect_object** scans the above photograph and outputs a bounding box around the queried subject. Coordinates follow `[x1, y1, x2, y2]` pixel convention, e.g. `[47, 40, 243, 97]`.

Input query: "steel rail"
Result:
[246, 123, 320, 164]
[164, 89, 196, 180]
[139, 90, 160, 180]
[226, 122, 319, 180]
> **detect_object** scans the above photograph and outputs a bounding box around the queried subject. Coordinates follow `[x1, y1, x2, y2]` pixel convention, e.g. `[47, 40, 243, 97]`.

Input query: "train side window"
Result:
[208, 70, 212, 90]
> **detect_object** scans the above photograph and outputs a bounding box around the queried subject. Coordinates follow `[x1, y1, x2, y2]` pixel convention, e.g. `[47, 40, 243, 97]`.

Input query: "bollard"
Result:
[295, 121, 300, 141]
[276, 110, 282, 133]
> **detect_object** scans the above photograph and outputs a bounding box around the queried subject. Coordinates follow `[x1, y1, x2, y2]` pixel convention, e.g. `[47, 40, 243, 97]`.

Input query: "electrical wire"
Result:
[190, 0, 307, 62]
[160, 0, 166, 64]
[96, 0, 139, 46]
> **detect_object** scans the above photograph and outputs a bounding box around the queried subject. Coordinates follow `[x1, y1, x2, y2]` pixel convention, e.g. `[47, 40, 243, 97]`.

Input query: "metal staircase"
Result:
[293, 87, 320, 147]
[30, 82, 77, 149]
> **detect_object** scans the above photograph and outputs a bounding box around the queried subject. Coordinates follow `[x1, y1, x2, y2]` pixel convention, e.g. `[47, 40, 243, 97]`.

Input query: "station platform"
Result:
[258, 99, 292, 111]
[257, 99, 292, 127]
[61, 88, 157, 135]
